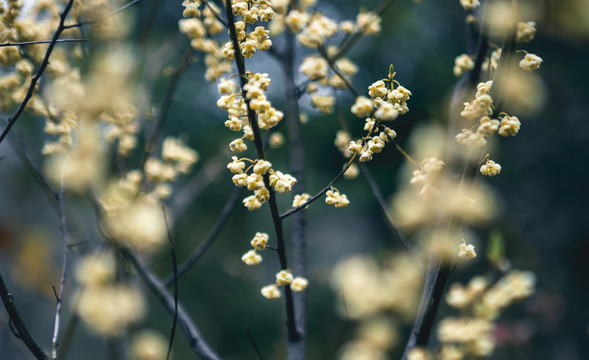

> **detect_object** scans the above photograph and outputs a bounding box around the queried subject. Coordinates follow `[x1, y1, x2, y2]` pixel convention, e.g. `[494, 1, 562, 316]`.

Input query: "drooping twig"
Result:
[63, 0, 146, 30]
[0, 273, 50, 360]
[0, 39, 88, 47]
[162, 207, 178, 360]
[0, 0, 75, 146]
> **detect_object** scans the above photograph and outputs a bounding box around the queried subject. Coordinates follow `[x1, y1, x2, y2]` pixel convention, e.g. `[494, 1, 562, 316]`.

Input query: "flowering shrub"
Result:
[2, 0, 578, 359]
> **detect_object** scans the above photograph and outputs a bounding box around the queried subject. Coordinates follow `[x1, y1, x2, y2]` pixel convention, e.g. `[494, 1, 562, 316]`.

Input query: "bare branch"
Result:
[0, 273, 50, 360]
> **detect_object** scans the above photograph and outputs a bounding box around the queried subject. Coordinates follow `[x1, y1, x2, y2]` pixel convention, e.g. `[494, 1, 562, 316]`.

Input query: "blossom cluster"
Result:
[407, 269, 535, 359]
[74, 252, 145, 336]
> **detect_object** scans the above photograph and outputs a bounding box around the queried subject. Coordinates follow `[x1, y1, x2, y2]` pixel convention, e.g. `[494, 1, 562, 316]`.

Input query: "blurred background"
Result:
[0, 0, 588, 359]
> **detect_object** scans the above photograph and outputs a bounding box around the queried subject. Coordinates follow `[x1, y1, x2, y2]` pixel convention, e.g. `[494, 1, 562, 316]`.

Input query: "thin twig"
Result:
[246, 329, 264, 360]
[0, 273, 50, 360]
[164, 186, 243, 286]
[122, 248, 221, 360]
[162, 207, 178, 360]
[140, 47, 195, 171]
[0, 0, 75, 146]
[63, 0, 146, 29]
[50, 161, 71, 359]
[85, 193, 221, 360]
[0, 39, 88, 47]
[358, 163, 424, 274]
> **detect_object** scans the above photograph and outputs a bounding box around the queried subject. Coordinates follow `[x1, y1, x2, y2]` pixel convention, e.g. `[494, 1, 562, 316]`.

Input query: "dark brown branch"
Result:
[0, 0, 75, 146]
[0, 273, 50, 360]
[0, 39, 88, 47]
[224, 0, 298, 342]
[63, 0, 146, 29]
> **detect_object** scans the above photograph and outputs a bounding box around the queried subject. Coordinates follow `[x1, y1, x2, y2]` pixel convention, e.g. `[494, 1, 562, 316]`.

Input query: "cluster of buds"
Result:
[409, 157, 445, 198]
[325, 187, 350, 208]
[179, 2, 230, 81]
[260, 270, 309, 300]
[221, 1, 275, 59]
[227, 156, 296, 210]
[241, 232, 269, 266]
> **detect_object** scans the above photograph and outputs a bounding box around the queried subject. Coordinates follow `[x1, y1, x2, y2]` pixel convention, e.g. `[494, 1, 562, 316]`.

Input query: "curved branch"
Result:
[0, 273, 50, 360]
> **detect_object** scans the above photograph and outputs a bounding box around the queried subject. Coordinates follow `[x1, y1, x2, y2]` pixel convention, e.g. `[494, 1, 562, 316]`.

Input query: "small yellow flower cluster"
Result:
[292, 193, 311, 208]
[482, 48, 501, 73]
[227, 156, 296, 210]
[453, 53, 474, 77]
[74, 252, 145, 336]
[410, 270, 535, 359]
[219, 1, 275, 59]
[410, 157, 445, 198]
[458, 243, 477, 259]
[368, 78, 412, 121]
[179, 3, 231, 81]
[519, 53, 543, 72]
[516, 21, 536, 43]
[460, 0, 480, 11]
[129, 330, 168, 360]
[418, 270, 535, 358]
[241, 232, 269, 266]
[101, 104, 139, 156]
[460, 81, 493, 121]
[261, 270, 308, 300]
[332, 254, 422, 357]
[325, 187, 350, 208]
[480, 159, 501, 176]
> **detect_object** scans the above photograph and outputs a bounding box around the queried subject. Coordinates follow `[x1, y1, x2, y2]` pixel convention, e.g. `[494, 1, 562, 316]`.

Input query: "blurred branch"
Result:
[122, 248, 221, 360]
[277, 26, 308, 359]
[0, 273, 50, 360]
[162, 207, 178, 360]
[358, 163, 424, 273]
[85, 194, 222, 360]
[331, 0, 396, 62]
[164, 186, 243, 286]
[140, 47, 195, 171]
[63, 0, 146, 30]
[0, 39, 88, 47]
[0, 0, 75, 146]
[168, 151, 226, 220]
